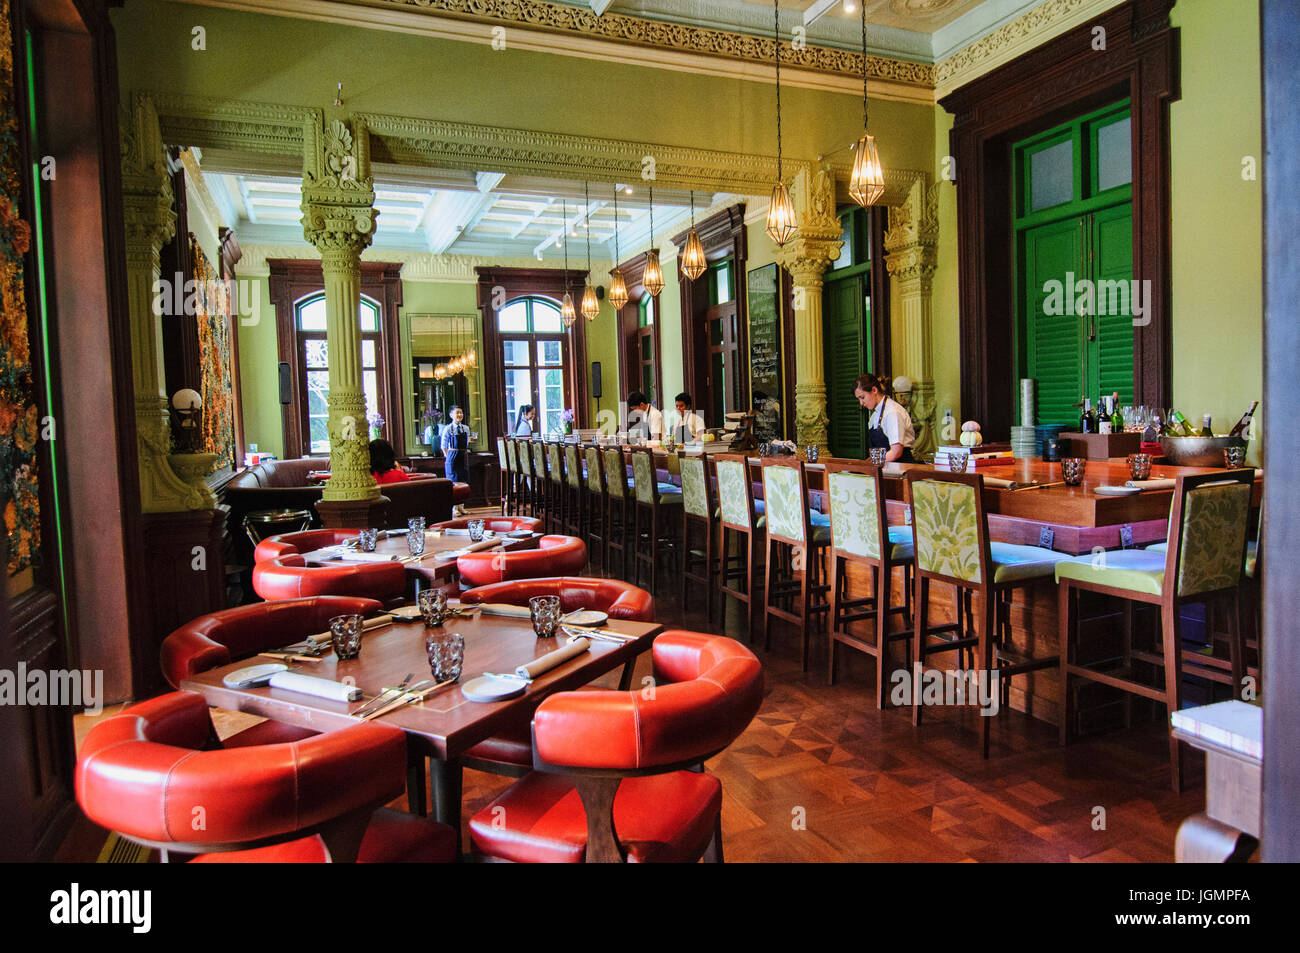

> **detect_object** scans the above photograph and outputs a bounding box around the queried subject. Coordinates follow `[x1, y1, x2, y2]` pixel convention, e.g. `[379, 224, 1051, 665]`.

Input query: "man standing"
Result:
[625, 391, 664, 441]
[854, 373, 915, 463]
[669, 392, 707, 443]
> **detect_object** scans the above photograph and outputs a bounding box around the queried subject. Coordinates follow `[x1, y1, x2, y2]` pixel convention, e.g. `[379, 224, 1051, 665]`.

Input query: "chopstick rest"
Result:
[1125, 478, 1176, 489]
[515, 638, 590, 680]
[268, 671, 363, 702]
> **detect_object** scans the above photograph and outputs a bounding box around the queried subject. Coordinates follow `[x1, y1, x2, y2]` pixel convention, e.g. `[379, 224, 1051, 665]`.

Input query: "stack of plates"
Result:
[1010, 425, 1040, 459]
[1035, 424, 1068, 456]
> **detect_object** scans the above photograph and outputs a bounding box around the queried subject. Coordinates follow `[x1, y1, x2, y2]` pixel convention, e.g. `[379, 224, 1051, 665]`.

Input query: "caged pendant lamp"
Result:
[680, 190, 707, 281]
[608, 185, 629, 311]
[642, 185, 665, 297]
[765, 0, 796, 246]
[560, 197, 577, 328]
[848, 0, 885, 206]
[581, 182, 600, 321]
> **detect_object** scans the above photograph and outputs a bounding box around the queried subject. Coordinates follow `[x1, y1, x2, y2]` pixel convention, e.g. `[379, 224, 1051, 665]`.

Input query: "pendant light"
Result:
[642, 184, 665, 297]
[849, 1, 885, 206]
[608, 185, 629, 311]
[765, 0, 796, 246]
[680, 190, 707, 281]
[560, 197, 577, 327]
[581, 181, 600, 321]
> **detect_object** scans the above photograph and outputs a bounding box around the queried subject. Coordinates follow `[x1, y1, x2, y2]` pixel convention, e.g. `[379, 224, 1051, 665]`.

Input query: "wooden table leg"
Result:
[430, 758, 465, 855]
[406, 752, 428, 816]
[1174, 812, 1257, 862]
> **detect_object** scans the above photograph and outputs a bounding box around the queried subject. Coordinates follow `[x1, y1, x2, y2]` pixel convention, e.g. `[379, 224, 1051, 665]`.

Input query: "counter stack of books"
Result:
[933, 445, 1014, 471]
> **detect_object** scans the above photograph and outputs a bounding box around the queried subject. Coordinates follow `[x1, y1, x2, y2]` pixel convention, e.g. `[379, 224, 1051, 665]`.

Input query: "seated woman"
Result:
[369, 439, 410, 485]
[513, 403, 536, 437]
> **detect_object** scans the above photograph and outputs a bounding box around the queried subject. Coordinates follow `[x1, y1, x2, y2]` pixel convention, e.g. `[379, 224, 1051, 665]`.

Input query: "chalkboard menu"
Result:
[746, 263, 783, 441]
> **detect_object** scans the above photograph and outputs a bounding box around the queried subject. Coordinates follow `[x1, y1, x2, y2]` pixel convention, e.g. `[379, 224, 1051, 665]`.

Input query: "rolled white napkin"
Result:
[1126, 478, 1177, 489]
[268, 671, 362, 702]
[303, 615, 393, 647]
[337, 551, 400, 562]
[442, 527, 471, 536]
[477, 602, 532, 618]
[883, 463, 906, 476]
[982, 476, 1015, 489]
[517, 637, 590, 679]
[446, 539, 499, 559]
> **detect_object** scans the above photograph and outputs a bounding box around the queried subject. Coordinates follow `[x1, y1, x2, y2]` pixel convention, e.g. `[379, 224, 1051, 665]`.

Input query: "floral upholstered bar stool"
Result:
[603, 447, 634, 580]
[546, 442, 567, 535]
[716, 454, 764, 642]
[583, 445, 608, 573]
[563, 443, 586, 538]
[1055, 470, 1255, 792]
[824, 461, 915, 708]
[631, 448, 682, 593]
[497, 437, 512, 516]
[762, 457, 831, 672]
[906, 470, 1070, 758]
[680, 454, 720, 623]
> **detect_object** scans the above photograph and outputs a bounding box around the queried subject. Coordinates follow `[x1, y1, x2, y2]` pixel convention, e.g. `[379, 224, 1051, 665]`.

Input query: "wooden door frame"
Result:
[940, 0, 1177, 435]
[613, 250, 663, 408]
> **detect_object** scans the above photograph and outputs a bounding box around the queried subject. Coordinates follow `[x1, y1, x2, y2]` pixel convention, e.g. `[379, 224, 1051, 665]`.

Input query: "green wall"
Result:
[237, 275, 282, 459]
[931, 108, 961, 436]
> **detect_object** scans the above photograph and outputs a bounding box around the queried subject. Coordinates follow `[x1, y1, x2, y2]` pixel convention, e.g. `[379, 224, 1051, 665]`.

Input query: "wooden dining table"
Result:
[309, 529, 542, 590]
[181, 608, 663, 845]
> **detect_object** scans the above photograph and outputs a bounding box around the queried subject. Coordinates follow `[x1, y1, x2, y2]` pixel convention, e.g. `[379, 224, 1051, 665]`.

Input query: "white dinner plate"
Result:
[461, 674, 528, 703]
[562, 609, 608, 627]
[506, 529, 533, 538]
[388, 605, 423, 622]
[1093, 485, 1142, 496]
[223, 663, 288, 689]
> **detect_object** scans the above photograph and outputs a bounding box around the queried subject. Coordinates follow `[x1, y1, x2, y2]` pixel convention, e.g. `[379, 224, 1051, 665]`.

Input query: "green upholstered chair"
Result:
[503, 438, 520, 516]
[563, 443, 585, 538]
[762, 457, 831, 672]
[1055, 470, 1255, 792]
[630, 448, 681, 593]
[905, 470, 1070, 758]
[716, 454, 764, 643]
[496, 437, 511, 516]
[531, 440, 549, 526]
[583, 445, 608, 573]
[824, 461, 915, 708]
[602, 447, 633, 580]
[679, 454, 720, 623]
[545, 442, 566, 534]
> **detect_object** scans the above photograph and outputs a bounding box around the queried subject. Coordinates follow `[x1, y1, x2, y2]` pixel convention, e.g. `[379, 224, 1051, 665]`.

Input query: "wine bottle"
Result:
[1199, 414, 1213, 438]
[1228, 401, 1259, 438]
[1111, 398, 1125, 434]
[1098, 396, 1112, 435]
[1170, 410, 1196, 437]
[1079, 397, 1095, 434]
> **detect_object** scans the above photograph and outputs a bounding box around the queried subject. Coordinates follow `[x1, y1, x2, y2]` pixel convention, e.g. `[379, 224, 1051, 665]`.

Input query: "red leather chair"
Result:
[457, 534, 587, 589]
[460, 576, 654, 622]
[253, 528, 359, 564]
[453, 483, 471, 504]
[160, 596, 383, 747]
[252, 554, 406, 604]
[76, 691, 456, 863]
[430, 516, 542, 534]
[468, 631, 762, 862]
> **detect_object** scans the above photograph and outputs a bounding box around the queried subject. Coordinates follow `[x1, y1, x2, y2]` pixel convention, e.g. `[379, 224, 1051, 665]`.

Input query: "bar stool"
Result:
[583, 445, 608, 573]
[631, 448, 682, 593]
[514, 438, 535, 518]
[603, 446, 633, 580]
[564, 443, 585, 538]
[906, 470, 1070, 757]
[1056, 470, 1254, 791]
[531, 440, 550, 528]
[502, 438, 519, 516]
[716, 454, 763, 642]
[496, 437, 510, 515]
[761, 457, 831, 672]
[546, 442, 566, 535]
[680, 453, 720, 623]
[824, 461, 915, 708]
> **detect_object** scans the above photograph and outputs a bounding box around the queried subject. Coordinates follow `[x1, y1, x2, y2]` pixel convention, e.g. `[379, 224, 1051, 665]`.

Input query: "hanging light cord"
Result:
[774, 0, 783, 181]
[861, 2, 869, 130]
[613, 186, 621, 263]
[649, 185, 655, 246]
[584, 181, 592, 272]
[690, 189, 696, 228]
[562, 197, 570, 292]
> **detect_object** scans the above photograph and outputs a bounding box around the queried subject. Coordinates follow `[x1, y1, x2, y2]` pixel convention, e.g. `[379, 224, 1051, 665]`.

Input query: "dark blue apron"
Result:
[868, 397, 915, 463]
[444, 425, 470, 482]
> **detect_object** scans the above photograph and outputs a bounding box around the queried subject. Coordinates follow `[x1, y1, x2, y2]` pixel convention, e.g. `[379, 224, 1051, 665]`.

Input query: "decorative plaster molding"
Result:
[178, 149, 225, 234]
[151, 92, 319, 159]
[237, 244, 596, 283]
[820, 162, 932, 209]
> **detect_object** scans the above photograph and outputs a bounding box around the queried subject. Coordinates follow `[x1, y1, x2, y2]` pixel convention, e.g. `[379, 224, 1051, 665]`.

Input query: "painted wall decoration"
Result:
[191, 235, 235, 470]
[746, 262, 784, 442]
[0, 0, 40, 576]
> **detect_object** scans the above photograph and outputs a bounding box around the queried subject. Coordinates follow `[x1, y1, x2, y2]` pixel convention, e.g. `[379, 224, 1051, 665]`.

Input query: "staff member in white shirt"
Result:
[626, 391, 664, 441]
[669, 392, 707, 443]
[854, 372, 915, 463]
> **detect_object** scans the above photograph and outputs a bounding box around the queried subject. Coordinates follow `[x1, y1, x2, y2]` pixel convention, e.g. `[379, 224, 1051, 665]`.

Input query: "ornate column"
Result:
[776, 167, 843, 453]
[301, 116, 384, 527]
[120, 94, 210, 512]
[884, 174, 941, 457]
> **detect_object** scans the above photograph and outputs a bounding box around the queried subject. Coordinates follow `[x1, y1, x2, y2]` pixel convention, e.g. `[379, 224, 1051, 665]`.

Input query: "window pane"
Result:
[298, 297, 326, 330]
[640, 334, 651, 361]
[363, 370, 378, 425]
[307, 370, 330, 454]
[709, 317, 722, 346]
[504, 368, 533, 426]
[639, 295, 654, 327]
[715, 262, 733, 304]
[538, 368, 565, 434]
[833, 216, 853, 270]
[1097, 117, 1132, 192]
[537, 339, 562, 366]
[503, 340, 530, 366]
[362, 339, 376, 369]
[1030, 139, 1074, 212]
[359, 302, 379, 332]
[499, 300, 528, 332]
[305, 338, 328, 369]
[532, 299, 562, 333]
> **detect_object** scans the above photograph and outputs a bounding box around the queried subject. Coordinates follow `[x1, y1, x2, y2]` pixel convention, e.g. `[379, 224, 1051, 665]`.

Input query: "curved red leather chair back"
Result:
[531, 630, 762, 771]
[431, 516, 542, 534]
[160, 596, 382, 689]
[254, 529, 358, 564]
[457, 534, 587, 588]
[252, 554, 406, 603]
[460, 576, 654, 621]
[76, 692, 407, 850]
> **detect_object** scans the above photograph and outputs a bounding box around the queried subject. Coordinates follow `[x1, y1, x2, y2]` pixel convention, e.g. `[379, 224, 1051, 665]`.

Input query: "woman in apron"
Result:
[440, 405, 471, 482]
[854, 373, 915, 463]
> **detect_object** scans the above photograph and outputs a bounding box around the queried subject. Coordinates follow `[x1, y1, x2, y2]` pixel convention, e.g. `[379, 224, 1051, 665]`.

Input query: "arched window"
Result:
[297, 293, 385, 455]
[498, 296, 570, 435]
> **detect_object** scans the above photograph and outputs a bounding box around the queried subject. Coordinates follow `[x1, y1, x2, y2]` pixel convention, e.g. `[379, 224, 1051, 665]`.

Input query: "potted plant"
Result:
[561, 408, 575, 435]
[420, 407, 443, 448]
[366, 411, 386, 441]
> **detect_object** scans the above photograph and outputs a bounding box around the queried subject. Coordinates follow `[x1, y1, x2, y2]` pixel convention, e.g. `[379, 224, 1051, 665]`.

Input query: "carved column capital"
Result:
[884, 173, 941, 390]
[301, 117, 379, 255]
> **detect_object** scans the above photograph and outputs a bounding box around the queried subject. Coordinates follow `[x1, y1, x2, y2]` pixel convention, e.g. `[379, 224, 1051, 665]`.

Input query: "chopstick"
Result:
[259, 651, 323, 663]
[359, 679, 457, 721]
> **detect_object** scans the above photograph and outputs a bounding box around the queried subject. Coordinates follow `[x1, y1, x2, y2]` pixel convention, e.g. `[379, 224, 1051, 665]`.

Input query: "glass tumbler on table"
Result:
[329, 614, 364, 660]
[357, 527, 378, 552]
[1223, 446, 1247, 468]
[1127, 453, 1153, 481]
[467, 519, 486, 542]
[529, 594, 562, 639]
[407, 516, 426, 557]
[869, 447, 888, 467]
[1060, 457, 1087, 486]
[418, 587, 448, 627]
[425, 630, 465, 683]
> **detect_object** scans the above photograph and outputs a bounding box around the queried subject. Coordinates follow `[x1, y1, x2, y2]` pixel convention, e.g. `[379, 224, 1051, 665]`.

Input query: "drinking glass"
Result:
[949, 452, 969, 474]
[805, 444, 820, 463]
[467, 519, 486, 542]
[869, 447, 888, 467]
[1127, 453, 1153, 481]
[407, 516, 426, 557]
[329, 614, 364, 660]
[1223, 446, 1247, 468]
[357, 527, 378, 552]
[1061, 457, 1087, 486]
[425, 630, 465, 683]
[529, 595, 562, 639]
[418, 587, 448, 627]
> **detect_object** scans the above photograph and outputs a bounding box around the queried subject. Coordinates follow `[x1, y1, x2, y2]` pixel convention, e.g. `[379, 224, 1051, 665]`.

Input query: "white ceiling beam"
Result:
[589, 0, 616, 15]
[509, 197, 555, 239]
[803, 0, 841, 28]
[423, 189, 498, 254]
[531, 200, 604, 257]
